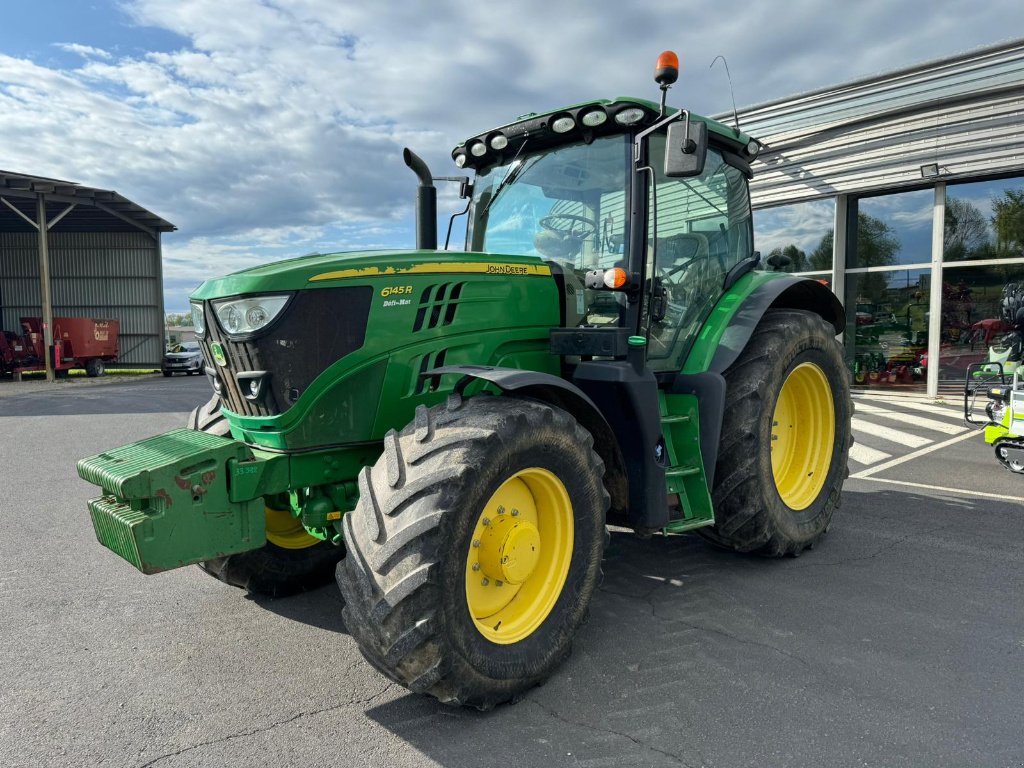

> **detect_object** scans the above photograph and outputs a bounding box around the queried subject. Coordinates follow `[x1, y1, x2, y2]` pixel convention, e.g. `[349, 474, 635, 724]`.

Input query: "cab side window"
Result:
[644, 134, 753, 371]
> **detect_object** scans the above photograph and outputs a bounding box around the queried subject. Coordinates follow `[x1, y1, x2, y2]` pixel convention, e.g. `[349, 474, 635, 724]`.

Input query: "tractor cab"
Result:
[452, 71, 761, 375]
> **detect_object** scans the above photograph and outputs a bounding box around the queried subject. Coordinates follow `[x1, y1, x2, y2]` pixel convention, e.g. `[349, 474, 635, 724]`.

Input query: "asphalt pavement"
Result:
[1, 376, 1022, 768]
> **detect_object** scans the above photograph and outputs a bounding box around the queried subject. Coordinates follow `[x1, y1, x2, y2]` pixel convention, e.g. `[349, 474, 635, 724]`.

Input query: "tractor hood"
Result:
[190, 249, 552, 300]
[187, 246, 562, 453]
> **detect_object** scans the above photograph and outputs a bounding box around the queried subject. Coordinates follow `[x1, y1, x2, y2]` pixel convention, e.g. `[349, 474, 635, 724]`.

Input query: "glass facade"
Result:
[753, 199, 835, 274]
[937, 265, 1024, 384]
[811, 174, 1024, 394]
[848, 190, 933, 269]
[845, 268, 930, 388]
[944, 178, 1024, 262]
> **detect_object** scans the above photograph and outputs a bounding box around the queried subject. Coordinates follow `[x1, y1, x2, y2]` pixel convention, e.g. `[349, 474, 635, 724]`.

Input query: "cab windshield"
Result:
[467, 134, 630, 273]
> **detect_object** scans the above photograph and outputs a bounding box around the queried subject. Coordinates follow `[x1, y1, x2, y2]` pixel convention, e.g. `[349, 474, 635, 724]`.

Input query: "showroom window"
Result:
[844, 189, 935, 391]
[944, 177, 1024, 262]
[754, 199, 835, 276]
[938, 175, 1024, 386]
[847, 190, 934, 269]
[845, 268, 930, 389]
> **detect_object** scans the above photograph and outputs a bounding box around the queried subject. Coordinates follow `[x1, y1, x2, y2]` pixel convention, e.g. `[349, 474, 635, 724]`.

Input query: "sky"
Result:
[0, 1, 1020, 312]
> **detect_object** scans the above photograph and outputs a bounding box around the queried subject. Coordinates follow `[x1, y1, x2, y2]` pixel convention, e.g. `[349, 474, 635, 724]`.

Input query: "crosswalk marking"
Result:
[850, 417, 932, 448]
[847, 394, 976, 469]
[848, 442, 892, 466]
[849, 430, 982, 479]
[853, 402, 967, 435]
[853, 395, 963, 419]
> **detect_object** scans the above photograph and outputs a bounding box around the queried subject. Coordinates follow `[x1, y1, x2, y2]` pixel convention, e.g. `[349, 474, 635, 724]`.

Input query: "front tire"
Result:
[188, 395, 344, 597]
[338, 396, 608, 709]
[85, 359, 105, 377]
[701, 309, 852, 556]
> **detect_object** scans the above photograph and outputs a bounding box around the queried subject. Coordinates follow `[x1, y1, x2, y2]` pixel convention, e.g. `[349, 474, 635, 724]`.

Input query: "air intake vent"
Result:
[414, 348, 448, 394]
[413, 282, 465, 332]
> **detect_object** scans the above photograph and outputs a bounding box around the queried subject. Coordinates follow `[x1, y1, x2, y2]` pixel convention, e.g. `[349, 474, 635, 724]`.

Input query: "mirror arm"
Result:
[633, 110, 686, 163]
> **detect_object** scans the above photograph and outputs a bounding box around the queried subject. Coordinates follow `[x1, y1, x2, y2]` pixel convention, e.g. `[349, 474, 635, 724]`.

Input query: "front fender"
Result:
[427, 365, 629, 519]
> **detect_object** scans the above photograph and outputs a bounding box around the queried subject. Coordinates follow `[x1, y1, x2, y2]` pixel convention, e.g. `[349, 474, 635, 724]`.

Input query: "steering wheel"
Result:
[539, 214, 597, 241]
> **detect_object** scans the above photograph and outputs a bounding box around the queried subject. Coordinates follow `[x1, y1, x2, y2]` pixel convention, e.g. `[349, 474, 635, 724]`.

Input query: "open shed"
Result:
[0, 170, 175, 377]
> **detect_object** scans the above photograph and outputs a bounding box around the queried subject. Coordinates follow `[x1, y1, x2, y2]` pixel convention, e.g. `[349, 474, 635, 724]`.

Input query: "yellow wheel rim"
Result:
[771, 362, 835, 510]
[265, 506, 320, 550]
[465, 468, 574, 645]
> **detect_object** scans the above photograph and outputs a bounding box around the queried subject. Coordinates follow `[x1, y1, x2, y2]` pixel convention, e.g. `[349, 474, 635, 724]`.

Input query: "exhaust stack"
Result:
[403, 148, 437, 250]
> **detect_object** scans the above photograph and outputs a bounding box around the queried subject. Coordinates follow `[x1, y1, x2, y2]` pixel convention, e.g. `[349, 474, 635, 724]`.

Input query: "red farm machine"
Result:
[0, 317, 119, 378]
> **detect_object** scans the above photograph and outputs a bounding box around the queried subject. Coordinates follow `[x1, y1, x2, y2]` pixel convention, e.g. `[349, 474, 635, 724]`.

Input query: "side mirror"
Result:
[664, 120, 707, 178]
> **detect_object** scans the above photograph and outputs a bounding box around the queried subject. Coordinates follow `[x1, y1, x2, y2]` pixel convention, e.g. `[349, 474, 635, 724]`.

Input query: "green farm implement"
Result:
[79, 52, 852, 708]
[965, 363, 1024, 473]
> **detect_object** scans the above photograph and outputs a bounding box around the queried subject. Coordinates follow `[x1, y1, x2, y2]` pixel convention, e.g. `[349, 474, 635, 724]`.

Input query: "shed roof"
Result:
[0, 169, 175, 236]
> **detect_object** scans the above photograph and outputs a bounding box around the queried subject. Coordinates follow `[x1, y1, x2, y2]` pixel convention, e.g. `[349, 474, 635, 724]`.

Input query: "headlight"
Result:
[614, 107, 646, 126]
[212, 295, 290, 336]
[190, 302, 206, 336]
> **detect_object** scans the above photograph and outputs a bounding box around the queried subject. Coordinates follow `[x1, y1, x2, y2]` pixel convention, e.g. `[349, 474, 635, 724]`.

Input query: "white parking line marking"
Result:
[853, 396, 962, 419]
[848, 442, 892, 466]
[850, 417, 932, 448]
[851, 476, 1022, 503]
[850, 429, 982, 479]
[853, 402, 967, 435]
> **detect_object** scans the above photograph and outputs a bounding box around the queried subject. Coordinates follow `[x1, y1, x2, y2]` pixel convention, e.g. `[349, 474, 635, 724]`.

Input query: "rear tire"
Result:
[700, 309, 852, 556]
[337, 396, 608, 709]
[188, 395, 344, 597]
[85, 359, 105, 377]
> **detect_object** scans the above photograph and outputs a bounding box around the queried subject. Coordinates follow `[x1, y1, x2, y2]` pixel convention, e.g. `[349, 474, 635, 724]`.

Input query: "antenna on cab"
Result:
[710, 55, 741, 134]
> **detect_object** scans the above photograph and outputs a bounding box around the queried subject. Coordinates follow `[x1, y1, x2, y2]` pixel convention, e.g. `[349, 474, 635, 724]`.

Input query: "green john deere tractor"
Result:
[78, 52, 852, 709]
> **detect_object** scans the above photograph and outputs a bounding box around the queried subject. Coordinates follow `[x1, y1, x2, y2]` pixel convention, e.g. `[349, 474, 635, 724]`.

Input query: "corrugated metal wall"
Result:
[0, 231, 163, 365]
[728, 40, 1024, 208]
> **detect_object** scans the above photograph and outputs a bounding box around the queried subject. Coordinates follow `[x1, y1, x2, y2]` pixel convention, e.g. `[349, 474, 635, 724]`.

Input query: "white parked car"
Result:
[162, 341, 203, 377]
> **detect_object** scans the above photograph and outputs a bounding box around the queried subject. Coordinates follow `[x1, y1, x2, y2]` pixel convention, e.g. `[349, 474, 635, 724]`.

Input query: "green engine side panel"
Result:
[200, 251, 562, 452]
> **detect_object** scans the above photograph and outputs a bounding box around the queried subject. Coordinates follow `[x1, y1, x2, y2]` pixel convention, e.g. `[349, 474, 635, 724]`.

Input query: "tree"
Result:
[165, 312, 193, 327]
[853, 213, 900, 268]
[765, 243, 807, 272]
[807, 213, 899, 305]
[807, 212, 899, 273]
[944, 197, 990, 260]
[992, 189, 1024, 256]
[809, 230, 833, 271]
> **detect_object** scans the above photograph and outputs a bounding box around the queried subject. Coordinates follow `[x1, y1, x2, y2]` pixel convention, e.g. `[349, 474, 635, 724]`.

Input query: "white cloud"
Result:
[755, 199, 836, 255]
[54, 43, 112, 60]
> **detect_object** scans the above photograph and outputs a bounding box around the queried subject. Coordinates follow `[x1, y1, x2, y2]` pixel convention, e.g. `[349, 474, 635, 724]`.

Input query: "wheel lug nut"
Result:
[481, 578, 489, 586]
[472, 539, 481, 548]
[497, 506, 505, 514]
[495, 581, 503, 588]
[482, 517, 491, 526]
[472, 563, 480, 571]
[511, 509, 519, 517]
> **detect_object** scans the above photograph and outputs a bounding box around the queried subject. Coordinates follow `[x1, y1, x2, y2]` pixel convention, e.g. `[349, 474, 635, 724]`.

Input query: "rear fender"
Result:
[703, 276, 844, 376]
[677, 275, 844, 485]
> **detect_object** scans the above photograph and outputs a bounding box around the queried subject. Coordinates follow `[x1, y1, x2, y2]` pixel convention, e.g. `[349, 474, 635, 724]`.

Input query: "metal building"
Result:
[732, 38, 1024, 396]
[0, 171, 175, 376]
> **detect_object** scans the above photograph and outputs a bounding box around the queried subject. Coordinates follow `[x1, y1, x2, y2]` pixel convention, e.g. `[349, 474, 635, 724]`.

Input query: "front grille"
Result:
[200, 286, 373, 417]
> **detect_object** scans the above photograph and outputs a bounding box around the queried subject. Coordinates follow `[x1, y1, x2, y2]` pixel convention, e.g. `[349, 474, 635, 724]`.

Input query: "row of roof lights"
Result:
[455, 104, 650, 168]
